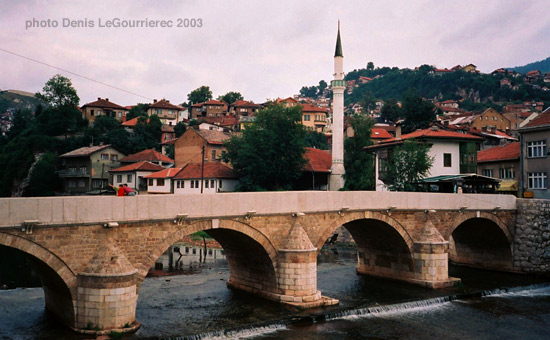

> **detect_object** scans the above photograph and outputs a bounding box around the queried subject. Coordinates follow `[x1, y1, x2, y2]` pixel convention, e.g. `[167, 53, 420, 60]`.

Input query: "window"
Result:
[304, 115, 310, 121]
[157, 179, 165, 186]
[191, 180, 195, 188]
[78, 180, 86, 187]
[69, 166, 77, 173]
[195, 180, 199, 188]
[68, 180, 76, 188]
[211, 180, 214, 188]
[181, 181, 184, 188]
[117, 174, 122, 183]
[111, 154, 118, 161]
[212, 150, 216, 160]
[528, 172, 547, 189]
[176, 181, 181, 189]
[527, 141, 546, 158]
[205, 180, 209, 188]
[148, 179, 154, 186]
[79, 166, 86, 174]
[482, 169, 493, 177]
[219, 180, 223, 188]
[90, 109, 94, 116]
[443, 153, 452, 167]
[127, 174, 132, 183]
[499, 167, 515, 179]
[92, 179, 102, 188]
[100, 154, 109, 160]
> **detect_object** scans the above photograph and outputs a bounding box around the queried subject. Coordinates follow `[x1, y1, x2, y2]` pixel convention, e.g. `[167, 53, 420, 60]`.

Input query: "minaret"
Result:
[329, 21, 346, 190]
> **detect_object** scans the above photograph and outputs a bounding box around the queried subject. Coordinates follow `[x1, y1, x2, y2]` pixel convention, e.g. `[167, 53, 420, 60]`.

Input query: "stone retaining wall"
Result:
[514, 199, 550, 273]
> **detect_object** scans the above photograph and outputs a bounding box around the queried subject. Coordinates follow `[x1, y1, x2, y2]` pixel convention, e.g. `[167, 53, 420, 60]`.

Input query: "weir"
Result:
[0, 191, 543, 333]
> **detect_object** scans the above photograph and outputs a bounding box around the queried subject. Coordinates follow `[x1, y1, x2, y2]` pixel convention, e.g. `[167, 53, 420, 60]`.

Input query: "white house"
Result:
[365, 126, 483, 191]
[143, 168, 182, 194]
[173, 162, 239, 194]
[109, 161, 166, 193]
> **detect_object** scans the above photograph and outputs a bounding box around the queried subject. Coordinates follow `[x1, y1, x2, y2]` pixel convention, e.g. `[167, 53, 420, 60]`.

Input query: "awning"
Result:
[497, 180, 518, 192]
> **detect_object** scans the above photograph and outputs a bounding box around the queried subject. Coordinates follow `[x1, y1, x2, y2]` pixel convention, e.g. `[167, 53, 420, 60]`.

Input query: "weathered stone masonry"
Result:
[514, 198, 550, 273]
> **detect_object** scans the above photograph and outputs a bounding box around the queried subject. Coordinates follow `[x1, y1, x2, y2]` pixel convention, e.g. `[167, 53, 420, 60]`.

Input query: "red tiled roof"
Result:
[191, 102, 204, 107]
[143, 168, 182, 179]
[109, 161, 166, 173]
[371, 128, 392, 139]
[303, 148, 331, 173]
[149, 99, 184, 110]
[523, 108, 550, 128]
[122, 117, 152, 127]
[231, 100, 260, 108]
[195, 129, 232, 145]
[82, 98, 128, 110]
[59, 144, 113, 158]
[204, 100, 227, 106]
[477, 142, 520, 163]
[301, 103, 327, 113]
[174, 162, 238, 179]
[380, 127, 483, 144]
[119, 148, 174, 163]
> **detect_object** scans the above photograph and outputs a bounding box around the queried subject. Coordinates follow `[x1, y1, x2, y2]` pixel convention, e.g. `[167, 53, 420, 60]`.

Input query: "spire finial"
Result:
[334, 21, 343, 57]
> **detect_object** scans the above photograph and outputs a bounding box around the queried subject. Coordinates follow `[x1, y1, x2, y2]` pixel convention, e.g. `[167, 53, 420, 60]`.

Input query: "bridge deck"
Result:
[0, 191, 516, 227]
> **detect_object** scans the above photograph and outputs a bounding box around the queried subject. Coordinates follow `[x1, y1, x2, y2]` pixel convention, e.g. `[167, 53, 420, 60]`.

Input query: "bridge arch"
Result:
[318, 211, 416, 281]
[445, 213, 513, 271]
[139, 219, 279, 296]
[317, 211, 414, 254]
[0, 232, 77, 327]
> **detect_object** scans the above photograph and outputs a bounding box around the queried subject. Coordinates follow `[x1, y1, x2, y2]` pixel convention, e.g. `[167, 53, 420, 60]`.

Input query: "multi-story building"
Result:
[109, 161, 166, 192]
[518, 107, 550, 199]
[147, 99, 185, 125]
[477, 142, 520, 195]
[228, 100, 261, 117]
[58, 144, 125, 194]
[470, 108, 511, 132]
[81, 98, 129, 125]
[174, 128, 231, 167]
[301, 104, 328, 133]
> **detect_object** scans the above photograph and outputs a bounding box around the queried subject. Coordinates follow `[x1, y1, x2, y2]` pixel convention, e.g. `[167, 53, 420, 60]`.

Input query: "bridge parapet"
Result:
[0, 191, 516, 228]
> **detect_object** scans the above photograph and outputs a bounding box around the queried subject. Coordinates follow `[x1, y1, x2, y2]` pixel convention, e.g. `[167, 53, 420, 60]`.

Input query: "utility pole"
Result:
[201, 145, 205, 194]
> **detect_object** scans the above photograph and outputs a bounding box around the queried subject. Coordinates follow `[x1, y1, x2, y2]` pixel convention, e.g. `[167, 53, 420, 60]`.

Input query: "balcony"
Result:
[58, 169, 90, 178]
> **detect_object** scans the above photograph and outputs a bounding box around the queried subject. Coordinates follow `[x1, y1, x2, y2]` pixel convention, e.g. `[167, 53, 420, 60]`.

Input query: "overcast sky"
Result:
[1, 0, 548, 106]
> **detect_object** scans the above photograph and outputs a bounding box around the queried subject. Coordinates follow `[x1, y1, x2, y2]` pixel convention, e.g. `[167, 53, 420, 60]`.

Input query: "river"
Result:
[1, 245, 549, 340]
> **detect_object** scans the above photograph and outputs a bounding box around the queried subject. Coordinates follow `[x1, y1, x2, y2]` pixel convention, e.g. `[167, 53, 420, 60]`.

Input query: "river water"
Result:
[1, 245, 549, 340]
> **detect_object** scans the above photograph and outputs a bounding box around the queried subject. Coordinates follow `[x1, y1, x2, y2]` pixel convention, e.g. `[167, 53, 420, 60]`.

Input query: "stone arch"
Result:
[316, 211, 414, 254]
[444, 211, 513, 242]
[137, 219, 280, 296]
[445, 213, 513, 271]
[0, 232, 77, 327]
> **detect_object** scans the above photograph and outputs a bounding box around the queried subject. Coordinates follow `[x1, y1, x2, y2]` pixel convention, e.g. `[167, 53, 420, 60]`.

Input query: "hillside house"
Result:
[81, 98, 128, 125]
[174, 128, 231, 167]
[109, 161, 165, 192]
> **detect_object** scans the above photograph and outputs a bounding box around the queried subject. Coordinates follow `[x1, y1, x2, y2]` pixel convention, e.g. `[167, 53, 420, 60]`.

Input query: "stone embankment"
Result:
[514, 199, 550, 274]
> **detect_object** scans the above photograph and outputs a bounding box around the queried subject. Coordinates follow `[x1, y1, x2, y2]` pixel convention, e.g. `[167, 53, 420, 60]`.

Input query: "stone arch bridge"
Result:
[0, 191, 517, 332]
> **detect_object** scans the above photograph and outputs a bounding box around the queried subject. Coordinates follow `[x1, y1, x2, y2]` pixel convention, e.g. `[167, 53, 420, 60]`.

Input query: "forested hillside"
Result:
[508, 56, 550, 74]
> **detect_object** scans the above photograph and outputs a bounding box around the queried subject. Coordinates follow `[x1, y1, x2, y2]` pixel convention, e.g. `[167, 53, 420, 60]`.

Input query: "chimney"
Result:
[395, 124, 402, 140]
[153, 99, 157, 103]
[97, 97, 101, 101]
[166, 100, 170, 103]
[105, 98, 109, 101]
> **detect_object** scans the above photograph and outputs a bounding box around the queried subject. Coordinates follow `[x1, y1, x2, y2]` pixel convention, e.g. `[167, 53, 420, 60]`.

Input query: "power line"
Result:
[0, 47, 152, 101]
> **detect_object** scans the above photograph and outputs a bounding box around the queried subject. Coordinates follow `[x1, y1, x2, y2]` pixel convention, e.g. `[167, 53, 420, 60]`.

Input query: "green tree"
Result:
[401, 89, 438, 133]
[318, 80, 328, 96]
[304, 131, 328, 149]
[299, 86, 318, 98]
[130, 115, 162, 152]
[174, 121, 187, 137]
[7, 109, 32, 140]
[24, 152, 62, 197]
[367, 61, 374, 70]
[187, 86, 212, 105]
[126, 103, 150, 120]
[36, 105, 85, 137]
[385, 140, 433, 191]
[380, 98, 401, 123]
[343, 115, 375, 190]
[360, 91, 377, 114]
[223, 104, 307, 191]
[35, 74, 80, 107]
[218, 91, 243, 106]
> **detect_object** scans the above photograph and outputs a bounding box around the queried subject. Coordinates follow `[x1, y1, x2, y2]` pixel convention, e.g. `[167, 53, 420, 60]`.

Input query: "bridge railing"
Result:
[0, 191, 516, 228]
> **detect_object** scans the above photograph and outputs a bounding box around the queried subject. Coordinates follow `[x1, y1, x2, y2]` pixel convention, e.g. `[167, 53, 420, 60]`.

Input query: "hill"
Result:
[507, 56, 550, 74]
[0, 89, 45, 113]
